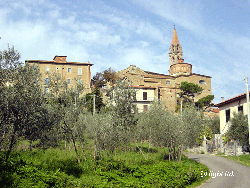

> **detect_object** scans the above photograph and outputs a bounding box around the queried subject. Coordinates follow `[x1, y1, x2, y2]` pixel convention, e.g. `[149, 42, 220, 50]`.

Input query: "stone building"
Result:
[116, 28, 212, 112]
[26, 55, 93, 94]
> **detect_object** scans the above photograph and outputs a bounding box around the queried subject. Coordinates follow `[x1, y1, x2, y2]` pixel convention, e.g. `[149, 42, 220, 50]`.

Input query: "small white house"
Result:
[133, 86, 156, 112]
[214, 92, 250, 134]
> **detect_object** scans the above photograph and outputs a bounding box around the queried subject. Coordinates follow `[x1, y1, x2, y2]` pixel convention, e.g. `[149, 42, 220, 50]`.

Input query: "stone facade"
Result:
[116, 28, 212, 112]
[26, 55, 93, 94]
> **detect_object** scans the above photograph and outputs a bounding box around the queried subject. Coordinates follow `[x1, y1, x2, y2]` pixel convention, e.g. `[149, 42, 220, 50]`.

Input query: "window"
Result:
[199, 80, 205, 84]
[56, 67, 59, 70]
[238, 106, 243, 113]
[45, 67, 49, 72]
[143, 92, 147, 100]
[78, 68, 82, 75]
[68, 68, 71, 73]
[67, 79, 71, 84]
[44, 78, 49, 85]
[226, 109, 230, 122]
[143, 105, 148, 112]
[166, 81, 170, 85]
[78, 79, 82, 83]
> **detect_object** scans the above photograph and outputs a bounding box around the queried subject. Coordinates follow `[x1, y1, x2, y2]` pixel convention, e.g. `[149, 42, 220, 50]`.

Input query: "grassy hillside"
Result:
[0, 143, 210, 188]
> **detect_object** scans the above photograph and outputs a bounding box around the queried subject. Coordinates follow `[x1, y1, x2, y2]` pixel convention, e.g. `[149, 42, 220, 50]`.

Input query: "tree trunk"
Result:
[5, 125, 17, 162]
[29, 140, 32, 152]
[71, 133, 80, 164]
[79, 136, 87, 161]
[94, 136, 97, 160]
[65, 135, 67, 150]
[0, 130, 6, 150]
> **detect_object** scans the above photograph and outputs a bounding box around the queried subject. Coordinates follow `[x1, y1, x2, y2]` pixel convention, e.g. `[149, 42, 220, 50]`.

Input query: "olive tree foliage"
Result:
[180, 106, 204, 148]
[106, 80, 137, 127]
[0, 45, 56, 161]
[84, 80, 138, 159]
[227, 112, 249, 145]
[136, 101, 181, 160]
[137, 102, 203, 161]
[44, 71, 88, 163]
[204, 116, 220, 134]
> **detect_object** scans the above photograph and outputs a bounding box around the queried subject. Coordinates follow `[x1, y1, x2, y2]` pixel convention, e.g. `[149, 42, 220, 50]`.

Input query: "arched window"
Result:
[166, 81, 170, 85]
[199, 80, 206, 84]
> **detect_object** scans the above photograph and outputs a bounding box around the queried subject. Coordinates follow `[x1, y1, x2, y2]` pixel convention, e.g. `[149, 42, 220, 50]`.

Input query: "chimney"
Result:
[53, 55, 67, 63]
[221, 97, 224, 102]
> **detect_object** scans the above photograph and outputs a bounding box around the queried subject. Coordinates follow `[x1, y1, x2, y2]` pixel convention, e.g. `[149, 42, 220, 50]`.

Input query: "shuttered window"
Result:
[143, 92, 147, 100]
[226, 109, 230, 122]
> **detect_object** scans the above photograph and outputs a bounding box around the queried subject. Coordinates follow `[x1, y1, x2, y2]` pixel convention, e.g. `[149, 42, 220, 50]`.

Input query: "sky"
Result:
[1, 0, 250, 104]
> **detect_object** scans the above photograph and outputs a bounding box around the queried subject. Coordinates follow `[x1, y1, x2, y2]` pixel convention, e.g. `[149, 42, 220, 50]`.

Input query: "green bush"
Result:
[0, 147, 209, 188]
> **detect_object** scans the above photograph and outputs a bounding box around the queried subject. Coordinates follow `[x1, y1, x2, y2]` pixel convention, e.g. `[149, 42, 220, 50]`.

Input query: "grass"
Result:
[0, 141, 211, 188]
[221, 154, 250, 167]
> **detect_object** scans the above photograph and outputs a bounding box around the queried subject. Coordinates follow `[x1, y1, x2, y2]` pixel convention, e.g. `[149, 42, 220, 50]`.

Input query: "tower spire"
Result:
[171, 27, 180, 46]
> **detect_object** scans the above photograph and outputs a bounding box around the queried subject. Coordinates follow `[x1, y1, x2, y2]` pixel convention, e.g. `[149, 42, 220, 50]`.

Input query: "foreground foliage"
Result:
[227, 112, 249, 145]
[0, 147, 210, 188]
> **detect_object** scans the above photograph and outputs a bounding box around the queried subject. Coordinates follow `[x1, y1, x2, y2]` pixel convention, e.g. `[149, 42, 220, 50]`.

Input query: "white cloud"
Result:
[130, 0, 203, 32]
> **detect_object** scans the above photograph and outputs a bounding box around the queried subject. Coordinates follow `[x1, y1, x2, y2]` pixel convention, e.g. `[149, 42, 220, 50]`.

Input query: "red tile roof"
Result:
[26, 60, 93, 66]
[132, 85, 156, 89]
[214, 92, 250, 107]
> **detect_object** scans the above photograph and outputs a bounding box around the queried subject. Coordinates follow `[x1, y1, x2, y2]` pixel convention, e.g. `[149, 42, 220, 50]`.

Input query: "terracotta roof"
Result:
[144, 71, 171, 77]
[214, 92, 250, 107]
[132, 85, 156, 89]
[211, 108, 219, 113]
[171, 28, 180, 45]
[26, 60, 93, 66]
[175, 73, 211, 78]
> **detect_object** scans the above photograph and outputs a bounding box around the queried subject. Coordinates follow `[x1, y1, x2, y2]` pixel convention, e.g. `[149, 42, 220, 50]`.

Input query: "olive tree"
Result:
[227, 112, 249, 145]
[0, 45, 53, 161]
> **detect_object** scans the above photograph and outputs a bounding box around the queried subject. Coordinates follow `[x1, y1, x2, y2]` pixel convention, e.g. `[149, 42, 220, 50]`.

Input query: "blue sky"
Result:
[1, 0, 250, 104]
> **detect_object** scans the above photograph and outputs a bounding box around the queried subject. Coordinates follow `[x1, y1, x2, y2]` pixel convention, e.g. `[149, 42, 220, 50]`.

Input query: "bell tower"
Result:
[169, 27, 192, 76]
[169, 27, 183, 66]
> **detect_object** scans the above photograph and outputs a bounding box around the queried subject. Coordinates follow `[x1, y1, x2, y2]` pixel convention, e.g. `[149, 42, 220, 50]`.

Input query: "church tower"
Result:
[169, 27, 183, 66]
[169, 27, 192, 76]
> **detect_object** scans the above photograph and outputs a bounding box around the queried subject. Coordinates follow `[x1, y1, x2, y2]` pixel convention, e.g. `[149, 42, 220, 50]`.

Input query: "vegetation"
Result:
[177, 82, 215, 113]
[176, 81, 203, 112]
[221, 154, 250, 168]
[85, 87, 105, 113]
[0, 45, 211, 187]
[227, 112, 249, 145]
[92, 67, 117, 88]
[195, 95, 215, 110]
[0, 145, 210, 188]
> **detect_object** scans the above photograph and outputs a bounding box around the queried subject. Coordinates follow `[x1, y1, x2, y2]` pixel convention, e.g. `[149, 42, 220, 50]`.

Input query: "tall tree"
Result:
[227, 112, 249, 145]
[195, 95, 214, 110]
[92, 67, 117, 88]
[176, 81, 203, 112]
[85, 87, 105, 113]
[0, 45, 50, 160]
[103, 67, 117, 84]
